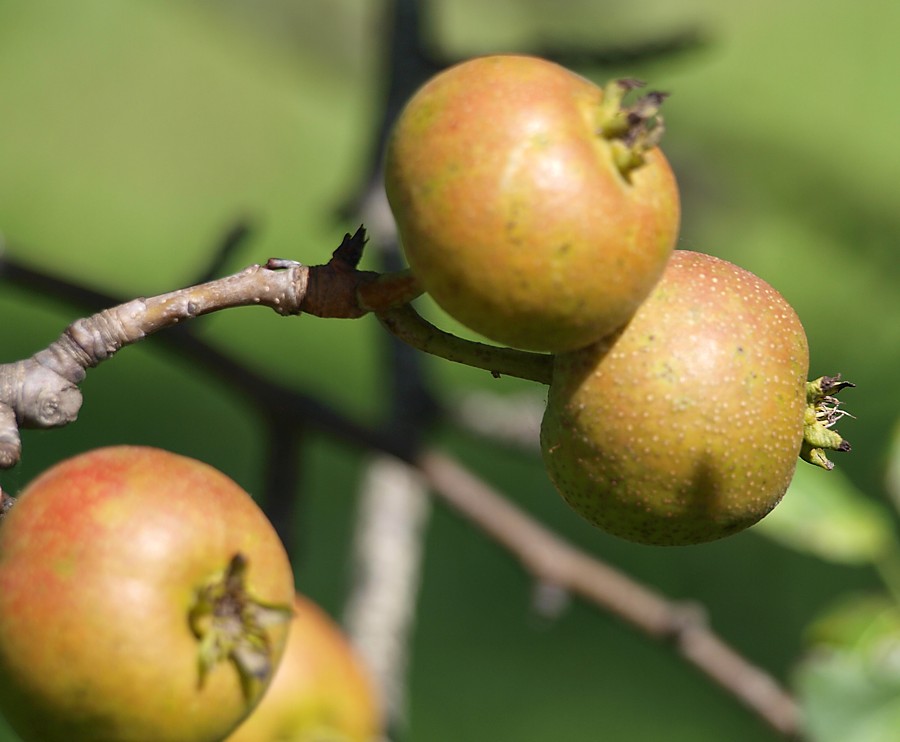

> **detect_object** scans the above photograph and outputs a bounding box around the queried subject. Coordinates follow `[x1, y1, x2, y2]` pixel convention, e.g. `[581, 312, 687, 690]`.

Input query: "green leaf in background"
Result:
[885, 418, 900, 516]
[753, 462, 895, 564]
[795, 594, 900, 742]
[805, 594, 900, 649]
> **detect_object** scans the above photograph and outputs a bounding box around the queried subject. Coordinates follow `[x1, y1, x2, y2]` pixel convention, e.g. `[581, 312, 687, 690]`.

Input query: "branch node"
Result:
[298, 228, 380, 318]
[66, 303, 142, 365]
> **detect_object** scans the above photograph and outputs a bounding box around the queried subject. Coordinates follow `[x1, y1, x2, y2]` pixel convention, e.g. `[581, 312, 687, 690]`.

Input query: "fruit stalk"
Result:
[377, 304, 554, 384]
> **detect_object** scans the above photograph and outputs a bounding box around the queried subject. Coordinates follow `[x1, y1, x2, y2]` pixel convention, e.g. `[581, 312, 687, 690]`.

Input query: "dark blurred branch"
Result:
[343, 14, 440, 721]
[260, 414, 306, 557]
[190, 217, 256, 285]
[194, 219, 303, 553]
[338, 0, 443, 220]
[532, 26, 708, 69]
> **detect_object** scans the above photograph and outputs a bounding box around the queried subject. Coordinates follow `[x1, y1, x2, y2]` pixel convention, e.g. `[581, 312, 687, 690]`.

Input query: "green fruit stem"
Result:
[800, 375, 855, 470]
[377, 304, 554, 384]
[596, 79, 668, 180]
[189, 553, 293, 700]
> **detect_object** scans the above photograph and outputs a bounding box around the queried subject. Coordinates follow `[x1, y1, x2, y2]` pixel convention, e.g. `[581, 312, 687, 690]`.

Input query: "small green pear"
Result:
[541, 251, 812, 546]
[385, 54, 680, 352]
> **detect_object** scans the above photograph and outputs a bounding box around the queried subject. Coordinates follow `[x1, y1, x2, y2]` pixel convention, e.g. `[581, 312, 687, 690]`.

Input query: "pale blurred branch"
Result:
[418, 450, 804, 740]
[344, 456, 431, 738]
[448, 389, 545, 452]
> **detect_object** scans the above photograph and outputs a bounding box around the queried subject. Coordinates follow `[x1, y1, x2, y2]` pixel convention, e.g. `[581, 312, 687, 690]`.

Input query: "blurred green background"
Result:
[0, 1, 898, 740]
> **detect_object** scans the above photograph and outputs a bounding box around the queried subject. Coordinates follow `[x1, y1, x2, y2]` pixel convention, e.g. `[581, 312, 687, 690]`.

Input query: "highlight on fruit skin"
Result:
[385, 53, 680, 353]
[226, 593, 383, 742]
[540, 250, 818, 546]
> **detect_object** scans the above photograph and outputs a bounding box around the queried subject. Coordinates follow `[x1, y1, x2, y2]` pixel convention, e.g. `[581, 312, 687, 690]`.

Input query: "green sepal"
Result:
[596, 79, 668, 180]
[801, 375, 855, 471]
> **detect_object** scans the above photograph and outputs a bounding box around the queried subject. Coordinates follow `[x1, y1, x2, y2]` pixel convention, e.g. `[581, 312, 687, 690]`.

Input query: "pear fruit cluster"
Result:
[386, 54, 851, 545]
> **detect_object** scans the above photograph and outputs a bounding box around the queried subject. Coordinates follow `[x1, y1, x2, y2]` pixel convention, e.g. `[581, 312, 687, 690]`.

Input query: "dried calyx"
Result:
[596, 78, 669, 179]
[0, 490, 13, 520]
[801, 374, 856, 470]
[189, 553, 293, 700]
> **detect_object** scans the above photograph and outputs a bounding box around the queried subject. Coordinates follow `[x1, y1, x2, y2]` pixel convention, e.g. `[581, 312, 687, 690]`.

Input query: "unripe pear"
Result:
[541, 251, 810, 545]
[385, 54, 680, 352]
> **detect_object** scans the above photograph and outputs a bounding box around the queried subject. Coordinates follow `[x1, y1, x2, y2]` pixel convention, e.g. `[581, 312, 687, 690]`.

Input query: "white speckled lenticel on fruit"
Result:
[540, 250, 810, 546]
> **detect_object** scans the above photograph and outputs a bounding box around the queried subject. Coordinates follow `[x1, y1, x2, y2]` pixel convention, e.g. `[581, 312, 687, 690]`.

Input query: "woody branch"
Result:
[0, 227, 554, 472]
